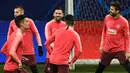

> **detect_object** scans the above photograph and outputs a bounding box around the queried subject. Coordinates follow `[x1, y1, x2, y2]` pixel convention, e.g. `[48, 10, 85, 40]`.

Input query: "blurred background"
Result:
[0, 0, 130, 73]
[0, 0, 130, 64]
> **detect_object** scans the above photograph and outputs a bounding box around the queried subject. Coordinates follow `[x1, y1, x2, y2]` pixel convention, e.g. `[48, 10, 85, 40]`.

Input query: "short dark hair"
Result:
[14, 15, 26, 28]
[64, 14, 74, 26]
[55, 7, 63, 11]
[15, 5, 24, 10]
[110, 1, 121, 11]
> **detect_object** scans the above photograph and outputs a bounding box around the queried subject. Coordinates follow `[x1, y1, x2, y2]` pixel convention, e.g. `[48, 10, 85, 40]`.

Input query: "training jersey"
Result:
[44, 27, 82, 65]
[45, 19, 66, 58]
[1, 29, 23, 71]
[101, 15, 130, 52]
[7, 18, 42, 54]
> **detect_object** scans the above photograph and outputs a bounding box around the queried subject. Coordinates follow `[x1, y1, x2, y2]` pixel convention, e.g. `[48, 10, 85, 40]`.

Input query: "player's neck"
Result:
[71, 26, 74, 29]
[66, 25, 74, 30]
[53, 19, 61, 23]
[114, 14, 120, 19]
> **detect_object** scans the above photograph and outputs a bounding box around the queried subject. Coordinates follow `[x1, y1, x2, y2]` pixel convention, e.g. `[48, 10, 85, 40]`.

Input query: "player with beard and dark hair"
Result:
[44, 14, 82, 73]
[7, 6, 43, 73]
[44, 7, 66, 73]
[95, 1, 130, 73]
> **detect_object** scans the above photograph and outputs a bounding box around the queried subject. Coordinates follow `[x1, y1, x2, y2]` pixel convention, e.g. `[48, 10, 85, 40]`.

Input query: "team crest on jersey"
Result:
[116, 24, 120, 28]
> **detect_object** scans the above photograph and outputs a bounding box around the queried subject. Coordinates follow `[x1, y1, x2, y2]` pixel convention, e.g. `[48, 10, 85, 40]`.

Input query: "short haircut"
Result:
[15, 5, 24, 10]
[64, 14, 74, 26]
[14, 15, 26, 28]
[110, 1, 121, 11]
[55, 7, 63, 11]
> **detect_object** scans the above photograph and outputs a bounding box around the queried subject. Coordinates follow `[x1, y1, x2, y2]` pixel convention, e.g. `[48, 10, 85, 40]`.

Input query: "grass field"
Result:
[0, 64, 128, 73]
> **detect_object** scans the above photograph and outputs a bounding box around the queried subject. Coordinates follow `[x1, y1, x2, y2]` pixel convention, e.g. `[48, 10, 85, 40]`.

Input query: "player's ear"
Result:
[62, 12, 64, 17]
[116, 10, 119, 14]
[20, 9, 24, 15]
[20, 21, 25, 27]
[22, 10, 24, 15]
[20, 23, 23, 27]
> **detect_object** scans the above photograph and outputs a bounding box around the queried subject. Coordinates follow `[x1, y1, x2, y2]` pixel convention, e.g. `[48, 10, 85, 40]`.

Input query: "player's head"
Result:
[15, 15, 29, 30]
[53, 7, 64, 22]
[14, 6, 24, 18]
[109, 1, 121, 17]
[64, 14, 74, 26]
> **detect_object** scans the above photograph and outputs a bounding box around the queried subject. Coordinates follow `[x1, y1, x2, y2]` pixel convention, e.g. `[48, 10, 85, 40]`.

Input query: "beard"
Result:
[55, 16, 62, 22]
[14, 15, 17, 18]
[56, 19, 61, 22]
[109, 11, 117, 17]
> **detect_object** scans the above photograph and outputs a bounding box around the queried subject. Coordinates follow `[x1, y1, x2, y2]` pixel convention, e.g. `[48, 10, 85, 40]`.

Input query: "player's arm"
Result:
[44, 33, 55, 55]
[30, 19, 42, 46]
[123, 21, 130, 53]
[70, 34, 82, 65]
[45, 23, 54, 46]
[7, 21, 14, 39]
[1, 41, 8, 56]
[29, 19, 43, 56]
[9, 33, 22, 65]
[100, 22, 106, 53]
[22, 56, 29, 61]
[45, 23, 52, 40]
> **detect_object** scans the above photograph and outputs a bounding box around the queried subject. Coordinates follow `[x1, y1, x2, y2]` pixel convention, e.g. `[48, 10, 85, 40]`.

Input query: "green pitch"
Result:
[0, 64, 127, 73]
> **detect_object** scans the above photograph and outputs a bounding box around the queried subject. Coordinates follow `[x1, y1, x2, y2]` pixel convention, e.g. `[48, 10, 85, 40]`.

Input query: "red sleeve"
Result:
[124, 21, 130, 52]
[1, 41, 8, 56]
[44, 33, 55, 55]
[100, 22, 106, 46]
[45, 23, 52, 40]
[45, 23, 54, 47]
[71, 33, 82, 63]
[29, 19, 42, 46]
[7, 21, 14, 39]
[9, 33, 22, 63]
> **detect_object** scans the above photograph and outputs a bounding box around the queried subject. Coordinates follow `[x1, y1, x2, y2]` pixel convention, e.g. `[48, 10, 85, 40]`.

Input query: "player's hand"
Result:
[125, 52, 130, 60]
[68, 62, 72, 67]
[38, 46, 43, 56]
[99, 46, 104, 54]
[22, 56, 29, 61]
[18, 62, 22, 70]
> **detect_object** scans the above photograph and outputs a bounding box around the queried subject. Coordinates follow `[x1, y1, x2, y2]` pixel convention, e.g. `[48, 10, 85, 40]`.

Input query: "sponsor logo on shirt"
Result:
[107, 28, 117, 34]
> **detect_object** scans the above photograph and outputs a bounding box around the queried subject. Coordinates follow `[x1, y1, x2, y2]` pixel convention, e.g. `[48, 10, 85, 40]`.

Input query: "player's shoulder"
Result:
[120, 16, 129, 26]
[46, 19, 55, 25]
[10, 20, 15, 24]
[67, 28, 80, 37]
[105, 15, 113, 19]
[61, 20, 66, 24]
[45, 20, 55, 28]
[16, 29, 22, 38]
[27, 18, 36, 26]
[13, 30, 23, 42]
[71, 30, 80, 40]
[121, 16, 128, 22]
[27, 18, 34, 22]
[10, 20, 15, 23]
[73, 30, 80, 37]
